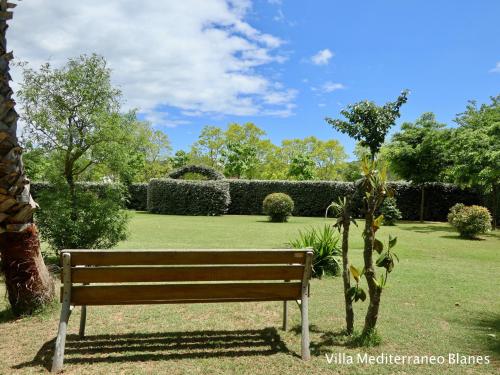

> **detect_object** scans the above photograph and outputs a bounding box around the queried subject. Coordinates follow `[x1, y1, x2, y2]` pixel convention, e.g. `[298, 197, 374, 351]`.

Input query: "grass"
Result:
[1, 212, 499, 374]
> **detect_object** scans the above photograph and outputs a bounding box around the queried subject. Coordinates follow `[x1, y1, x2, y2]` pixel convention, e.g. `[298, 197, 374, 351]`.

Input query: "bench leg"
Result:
[300, 290, 310, 360]
[51, 302, 71, 373]
[79, 305, 87, 338]
[282, 301, 288, 331]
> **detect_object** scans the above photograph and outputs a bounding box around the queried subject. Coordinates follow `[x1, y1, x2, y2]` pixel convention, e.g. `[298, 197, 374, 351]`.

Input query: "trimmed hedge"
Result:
[127, 183, 148, 210]
[169, 165, 225, 180]
[147, 178, 230, 215]
[388, 182, 482, 221]
[228, 180, 355, 217]
[32, 180, 487, 222]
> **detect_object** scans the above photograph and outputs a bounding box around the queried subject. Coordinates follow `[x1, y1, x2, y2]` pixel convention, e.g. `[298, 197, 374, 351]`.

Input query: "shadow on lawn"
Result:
[290, 324, 352, 355]
[470, 313, 500, 355]
[14, 328, 296, 371]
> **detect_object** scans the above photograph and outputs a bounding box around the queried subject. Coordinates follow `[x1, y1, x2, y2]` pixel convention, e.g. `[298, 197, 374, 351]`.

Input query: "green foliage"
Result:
[386, 112, 450, 184]
[187, 124, 347, 180]
[288, 153, 315, 180]
[169, 165, 225, 180]
[36, 184, 129, 251]
[379, 197, 402, 225]
[447, 96, 499, 192]
[147, 179, 230, 216]
[447, 203, 492, 238]
[222, 141, 258, 179]
[289, 225, 341, 278]
[19, 54, 168, 185]
[325, 90, 409, 158]
[171, 150, 189, 169]
[262, 193, 294, 222]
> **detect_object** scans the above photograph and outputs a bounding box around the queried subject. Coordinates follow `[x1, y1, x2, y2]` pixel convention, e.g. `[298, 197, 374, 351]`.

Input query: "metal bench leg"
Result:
[79, 305, 87, 338]
[282, 301, 288, 331]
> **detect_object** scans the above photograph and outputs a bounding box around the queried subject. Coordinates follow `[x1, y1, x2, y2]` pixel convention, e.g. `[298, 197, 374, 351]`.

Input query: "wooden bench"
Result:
[51, 249, 313, 372]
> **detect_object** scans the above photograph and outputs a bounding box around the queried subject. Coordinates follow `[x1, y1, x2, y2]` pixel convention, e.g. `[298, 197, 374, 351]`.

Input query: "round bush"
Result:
[263, 193, 294, 222]
[447, 203, 492, 238]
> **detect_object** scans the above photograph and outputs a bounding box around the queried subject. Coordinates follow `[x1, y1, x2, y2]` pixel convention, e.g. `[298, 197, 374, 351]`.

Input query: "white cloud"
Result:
[9, 0, 296, 127]
[311, 81, 345, 93]
[489, 62, 500, 73]
[310, 49, 333, 65]
[321, 82, 345, 92]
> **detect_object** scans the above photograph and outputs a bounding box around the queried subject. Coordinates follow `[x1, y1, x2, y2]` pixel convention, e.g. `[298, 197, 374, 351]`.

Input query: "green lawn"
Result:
[1, 212, 499, 374]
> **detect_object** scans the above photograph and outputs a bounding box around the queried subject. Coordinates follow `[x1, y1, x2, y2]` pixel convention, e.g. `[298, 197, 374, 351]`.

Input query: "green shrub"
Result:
[447, 203, 492, 238]
[147, 179, 230, 215]
[289, 225, 341, 278]
[262, 193, 294, 222]
[379, 197, 402, 225]
[36, 184, 129, 251]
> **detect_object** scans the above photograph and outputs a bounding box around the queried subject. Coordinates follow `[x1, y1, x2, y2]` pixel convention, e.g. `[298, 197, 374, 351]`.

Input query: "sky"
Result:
[9, 0, 500, 158]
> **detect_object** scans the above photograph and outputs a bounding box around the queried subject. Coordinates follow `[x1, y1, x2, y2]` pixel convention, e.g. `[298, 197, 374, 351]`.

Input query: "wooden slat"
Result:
[69, 282, 302, 305]
[65, 250, 306, 266]
[71, 265, 304, 283]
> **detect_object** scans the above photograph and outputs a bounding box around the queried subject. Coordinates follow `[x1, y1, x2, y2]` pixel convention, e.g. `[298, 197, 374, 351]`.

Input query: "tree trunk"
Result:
[362, 209, 382, 335]
[341, 204, 354, 334]
[419, 184, 425, 223]
[0, 1, 54, 316]
[0, 225, 54, 315]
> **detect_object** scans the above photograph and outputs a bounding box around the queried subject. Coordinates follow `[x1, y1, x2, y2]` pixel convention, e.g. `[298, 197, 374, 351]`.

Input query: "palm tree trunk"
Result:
[0, 1, 54, 316]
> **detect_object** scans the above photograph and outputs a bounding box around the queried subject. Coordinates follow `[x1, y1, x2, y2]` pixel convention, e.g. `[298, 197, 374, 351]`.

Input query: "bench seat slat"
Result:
[69, 282, 302, 305]
[66, 250, 306, 266]
[71, 265, 304, 283]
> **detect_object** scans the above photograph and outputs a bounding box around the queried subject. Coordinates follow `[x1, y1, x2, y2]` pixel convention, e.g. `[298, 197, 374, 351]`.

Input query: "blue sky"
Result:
[10, 0, 500, 158]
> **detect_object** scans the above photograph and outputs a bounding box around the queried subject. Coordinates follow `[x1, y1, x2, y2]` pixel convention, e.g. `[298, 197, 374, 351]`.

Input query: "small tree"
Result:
[325, 90, 408, 159]
[385, 113, 450, 222]
[325, 91, 408, 341]
[18, 54, 131, 250]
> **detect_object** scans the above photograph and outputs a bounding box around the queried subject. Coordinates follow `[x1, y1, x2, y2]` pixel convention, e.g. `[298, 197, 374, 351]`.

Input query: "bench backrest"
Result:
[60, 249, 313, 306]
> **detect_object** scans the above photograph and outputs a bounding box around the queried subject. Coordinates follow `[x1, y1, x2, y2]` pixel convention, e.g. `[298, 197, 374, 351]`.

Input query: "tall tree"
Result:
[288, 153, 315, 180]
[385, 113, 450, 222]
[223, 123, 267, 179]
[190, 125, 224, 169]
[0, 1, 54, 316]
[447, 96, 500, 227]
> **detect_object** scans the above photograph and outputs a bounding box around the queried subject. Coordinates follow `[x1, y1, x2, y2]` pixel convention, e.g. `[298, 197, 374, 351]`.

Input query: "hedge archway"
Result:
[168, 165, 225, 181]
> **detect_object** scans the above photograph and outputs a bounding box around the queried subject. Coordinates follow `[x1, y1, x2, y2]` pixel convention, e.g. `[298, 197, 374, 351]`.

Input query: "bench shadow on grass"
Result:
[14, 328, 296, 371]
